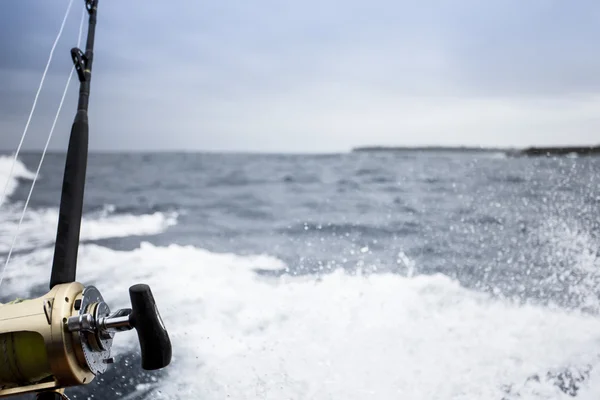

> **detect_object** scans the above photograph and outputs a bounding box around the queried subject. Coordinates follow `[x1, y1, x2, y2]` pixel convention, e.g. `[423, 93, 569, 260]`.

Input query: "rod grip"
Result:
[129, 284, 172, 370]
[50, 112, 88, 289]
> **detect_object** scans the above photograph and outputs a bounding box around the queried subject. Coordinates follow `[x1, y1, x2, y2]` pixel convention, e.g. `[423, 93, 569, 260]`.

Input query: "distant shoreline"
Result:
[517, 146, 600, 156]
[352, 145, 600, 157]
[352, 146, 507, 153]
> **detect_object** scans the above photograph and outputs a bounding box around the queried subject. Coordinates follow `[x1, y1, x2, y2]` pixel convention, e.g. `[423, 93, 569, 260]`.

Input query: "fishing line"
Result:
[0, 0, 76, 210]
[0, 3, 86, 289]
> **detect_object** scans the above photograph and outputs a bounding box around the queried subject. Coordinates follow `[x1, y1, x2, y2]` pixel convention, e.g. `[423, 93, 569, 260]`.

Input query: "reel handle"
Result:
[129, 284, 172, 370]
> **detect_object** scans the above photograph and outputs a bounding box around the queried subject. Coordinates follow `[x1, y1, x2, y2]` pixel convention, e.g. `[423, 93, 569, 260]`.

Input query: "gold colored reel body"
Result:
[0, 283, 92, 397]
[0, 281, 172, 398]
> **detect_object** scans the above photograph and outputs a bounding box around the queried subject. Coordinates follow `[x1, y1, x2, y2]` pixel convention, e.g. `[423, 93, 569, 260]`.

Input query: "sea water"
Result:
[1, 151, 599, 399]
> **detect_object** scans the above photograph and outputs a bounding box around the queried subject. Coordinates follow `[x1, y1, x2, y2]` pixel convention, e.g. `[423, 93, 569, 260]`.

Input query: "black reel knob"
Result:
[129, 284, 172, 370]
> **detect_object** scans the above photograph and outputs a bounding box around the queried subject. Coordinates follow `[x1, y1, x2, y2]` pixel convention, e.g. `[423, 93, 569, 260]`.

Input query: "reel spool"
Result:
[0, 283, 171, 398]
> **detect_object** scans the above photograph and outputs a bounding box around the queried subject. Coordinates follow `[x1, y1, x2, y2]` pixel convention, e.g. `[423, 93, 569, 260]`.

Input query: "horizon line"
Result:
[1, 143, 599, 155]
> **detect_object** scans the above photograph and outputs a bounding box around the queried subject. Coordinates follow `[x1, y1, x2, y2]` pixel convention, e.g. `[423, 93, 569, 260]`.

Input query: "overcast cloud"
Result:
[1, 0, 599, 152]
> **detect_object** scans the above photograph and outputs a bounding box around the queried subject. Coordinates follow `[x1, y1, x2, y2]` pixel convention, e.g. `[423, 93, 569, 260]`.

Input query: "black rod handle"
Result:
[50, 111, 88, 288]
[129, 284, 172, 370]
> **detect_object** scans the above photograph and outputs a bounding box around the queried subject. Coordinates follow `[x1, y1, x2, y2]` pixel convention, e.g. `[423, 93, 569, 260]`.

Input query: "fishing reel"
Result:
[0, 0, 172, 397]
[0, 282, 171, 398]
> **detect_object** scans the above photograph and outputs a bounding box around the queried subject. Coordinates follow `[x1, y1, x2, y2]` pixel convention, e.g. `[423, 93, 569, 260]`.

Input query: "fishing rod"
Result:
[0, 1, 172, 398]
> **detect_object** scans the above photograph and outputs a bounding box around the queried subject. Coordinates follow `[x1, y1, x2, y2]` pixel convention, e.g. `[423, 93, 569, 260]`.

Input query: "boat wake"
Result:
[5, 243, 600, 399]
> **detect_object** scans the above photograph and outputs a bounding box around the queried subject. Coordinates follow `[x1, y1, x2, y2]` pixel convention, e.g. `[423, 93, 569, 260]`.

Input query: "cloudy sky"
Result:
[0, 0, 599, 152]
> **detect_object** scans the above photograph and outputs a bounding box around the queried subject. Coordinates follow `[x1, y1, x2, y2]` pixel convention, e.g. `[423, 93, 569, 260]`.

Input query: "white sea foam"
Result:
[536, 217, 600, 312]
[0, 156, 36, 198]
[0, 206, 177, 253]
[5, 242, 600, 400]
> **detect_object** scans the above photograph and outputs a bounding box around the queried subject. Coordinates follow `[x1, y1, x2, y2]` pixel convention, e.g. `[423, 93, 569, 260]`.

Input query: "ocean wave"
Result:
[532, 217, 600, 313]
[489, 174, 527, 184]
[0, 205, 178, 253]
[4, 242, 600, 399]
[281, 221, 422, 237]
[0, 156, 35, 198]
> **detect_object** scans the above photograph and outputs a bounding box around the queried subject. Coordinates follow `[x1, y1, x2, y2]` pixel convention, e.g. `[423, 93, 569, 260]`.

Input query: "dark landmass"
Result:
[352, 146, 508, 153]
[517, 145, 600, 157]
[352, 145, 600, 157]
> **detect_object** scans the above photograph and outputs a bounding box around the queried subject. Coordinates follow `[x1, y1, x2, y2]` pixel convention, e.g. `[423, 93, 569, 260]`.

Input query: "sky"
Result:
[1, 0, 599, 153]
